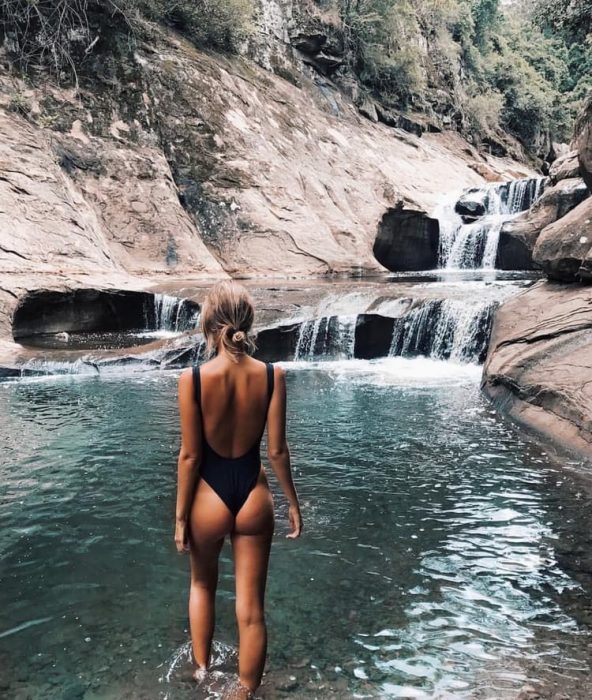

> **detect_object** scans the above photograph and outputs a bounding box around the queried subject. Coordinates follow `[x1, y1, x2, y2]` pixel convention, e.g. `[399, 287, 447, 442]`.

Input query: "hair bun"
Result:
[232, 330, 246, 344]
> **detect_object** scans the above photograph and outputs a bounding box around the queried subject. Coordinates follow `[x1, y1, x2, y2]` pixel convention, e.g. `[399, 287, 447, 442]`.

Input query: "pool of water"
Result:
[1, 359, 592, 699]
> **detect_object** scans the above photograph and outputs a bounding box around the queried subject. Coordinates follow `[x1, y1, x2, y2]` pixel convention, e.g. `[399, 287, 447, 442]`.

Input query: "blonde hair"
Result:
[200, 280, 256, 361]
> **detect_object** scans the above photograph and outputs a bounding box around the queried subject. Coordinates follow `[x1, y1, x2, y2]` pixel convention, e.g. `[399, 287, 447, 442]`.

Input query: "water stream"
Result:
[1, 363, 591, 699]
[435, 178, 546, 270]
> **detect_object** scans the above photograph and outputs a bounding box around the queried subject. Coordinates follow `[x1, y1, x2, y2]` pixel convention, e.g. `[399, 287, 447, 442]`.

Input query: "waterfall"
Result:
[152, 294, 199, 332]
[293, 315, 357, 360]
[437, 177, 546, 269]
[294, 317, 325, 359]
[389, 299, 495, 364]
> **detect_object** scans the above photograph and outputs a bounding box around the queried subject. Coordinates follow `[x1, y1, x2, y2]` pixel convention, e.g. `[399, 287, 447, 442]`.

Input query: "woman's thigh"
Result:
[231, 472, 275, 607]
[234, 470, 275, 538]
[190, 480, 234, 544]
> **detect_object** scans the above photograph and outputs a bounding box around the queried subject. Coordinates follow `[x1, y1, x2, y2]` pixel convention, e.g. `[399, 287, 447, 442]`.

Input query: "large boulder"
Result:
[482, 281, 592, 460]
[549, 150, 580, 184]
[575, 94, 592, 192]
[533, 197, 592, 282]
[373, 209, 440, 271]
[497, 178, 589, 269]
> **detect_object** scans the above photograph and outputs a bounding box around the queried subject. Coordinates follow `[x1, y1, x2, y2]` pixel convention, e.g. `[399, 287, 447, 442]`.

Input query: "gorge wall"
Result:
[0, 0, 534, 360]
[483, 95, 592, 463]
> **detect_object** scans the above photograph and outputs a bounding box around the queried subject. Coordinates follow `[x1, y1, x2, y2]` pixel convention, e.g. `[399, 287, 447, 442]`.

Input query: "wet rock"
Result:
[254, 323, 301, 362]
[575, 94, 592, 191]
[497, 178, 589, 270]
[549, 150, 580, 184]
[482, 280, 592, 460]
[11, 289, 198, 341]
[354, 315, 395, 359]
[373, 209, 439, 271]
[455, 189, 487, 218]
[532, 197, 592, 282]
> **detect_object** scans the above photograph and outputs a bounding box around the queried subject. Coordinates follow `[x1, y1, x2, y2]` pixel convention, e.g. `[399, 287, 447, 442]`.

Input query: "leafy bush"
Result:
[139, 0, 253, 53]
[0, 0, 253, 77]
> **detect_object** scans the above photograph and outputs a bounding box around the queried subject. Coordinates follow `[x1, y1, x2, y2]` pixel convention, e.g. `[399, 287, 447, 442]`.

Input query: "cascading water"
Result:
[293, 315, 357, 360]
[151, 294, 199, 332]
[389, 299, 495, 364]
[436, 177, 546, 269]
[290, 305, 493, 365]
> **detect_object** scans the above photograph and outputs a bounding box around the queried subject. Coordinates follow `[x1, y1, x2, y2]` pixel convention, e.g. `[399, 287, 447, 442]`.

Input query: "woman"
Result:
[175, 280, 302, 698]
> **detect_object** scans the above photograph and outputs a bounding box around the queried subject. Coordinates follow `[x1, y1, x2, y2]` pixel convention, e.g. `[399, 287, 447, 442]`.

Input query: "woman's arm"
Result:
[267, 366, 302, 539]
[175, 368, 202, 553]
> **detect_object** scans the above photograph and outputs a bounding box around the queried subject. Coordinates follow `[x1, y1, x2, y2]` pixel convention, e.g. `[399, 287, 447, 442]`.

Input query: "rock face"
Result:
[549, 150, 580, 183]
[482, 281, 592, 461]
[575, 95, 592, 191]
[373, 209, 440, 271]
[0, 20, 531, 345]
[533, 197, 592, 282]
[497, 178, 589, 270]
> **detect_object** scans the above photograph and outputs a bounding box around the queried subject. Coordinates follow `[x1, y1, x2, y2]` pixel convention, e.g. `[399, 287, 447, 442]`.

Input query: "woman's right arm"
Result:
[267, 366, 302, 539]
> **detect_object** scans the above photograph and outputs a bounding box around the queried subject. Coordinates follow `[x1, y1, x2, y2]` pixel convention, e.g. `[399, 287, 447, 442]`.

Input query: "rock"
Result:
[575, 93, 592, 191]
[374, 104, 426, 137]
[373, 209, 439, 271]
[455, 189, 487, 218]
[11, 289, 199, 340]
[290, 32, 327, 55]
[305, 51, 343, 75]
[254, 322, 301, 361]
[354, 315, 396, 359]
[497, 178, 590, 270]
[482, 280, 592, 461]
[533, 197, 592, 281]
[549, 150, 580, 183]
[358, 98, 378, 123]
[0, 19, 528, 342]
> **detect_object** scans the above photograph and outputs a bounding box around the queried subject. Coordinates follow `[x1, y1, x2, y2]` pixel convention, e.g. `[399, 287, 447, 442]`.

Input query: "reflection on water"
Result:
[0, 360, 591, 699]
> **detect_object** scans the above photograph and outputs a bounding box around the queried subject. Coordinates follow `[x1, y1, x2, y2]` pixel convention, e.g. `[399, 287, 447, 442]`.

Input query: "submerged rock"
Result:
[483, 280, 592, 461]
[373, 209, 440, 271]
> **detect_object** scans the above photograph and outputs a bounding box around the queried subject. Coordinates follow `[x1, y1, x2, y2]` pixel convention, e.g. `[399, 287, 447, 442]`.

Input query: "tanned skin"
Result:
[175, 345, 302, 697]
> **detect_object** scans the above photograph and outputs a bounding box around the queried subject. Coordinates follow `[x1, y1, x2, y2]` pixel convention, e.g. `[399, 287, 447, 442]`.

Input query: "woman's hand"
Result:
[175, 518, 190, 553]
[286, 503, 302, 539]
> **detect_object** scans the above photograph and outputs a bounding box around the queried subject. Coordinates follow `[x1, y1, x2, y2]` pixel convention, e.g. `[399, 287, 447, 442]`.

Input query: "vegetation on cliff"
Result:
[330, 0, 591, 151]
[0, 0, 589, 156]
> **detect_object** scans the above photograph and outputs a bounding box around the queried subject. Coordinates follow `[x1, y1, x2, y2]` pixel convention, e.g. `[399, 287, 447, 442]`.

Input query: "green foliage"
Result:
[340, 0, 427, 106]
[332, 0, 588, 149]
[0, 0, 253, 78]
[139, 0, 253, 53]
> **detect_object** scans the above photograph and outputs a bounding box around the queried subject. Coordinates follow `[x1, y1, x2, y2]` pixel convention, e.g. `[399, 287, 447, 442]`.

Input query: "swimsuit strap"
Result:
[266, 362, 274, 405]
[192, 365, 201, 408]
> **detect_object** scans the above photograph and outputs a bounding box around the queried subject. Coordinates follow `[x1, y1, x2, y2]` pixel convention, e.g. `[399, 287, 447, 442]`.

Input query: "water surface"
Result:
[1, 359, 591, 699]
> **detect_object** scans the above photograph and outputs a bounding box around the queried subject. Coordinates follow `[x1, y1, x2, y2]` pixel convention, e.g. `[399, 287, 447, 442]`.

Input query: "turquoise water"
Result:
[1, 358, 591, 699]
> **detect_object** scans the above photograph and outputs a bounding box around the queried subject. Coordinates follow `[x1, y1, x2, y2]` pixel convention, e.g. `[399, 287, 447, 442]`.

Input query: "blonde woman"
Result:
[175, 281, 302, 697]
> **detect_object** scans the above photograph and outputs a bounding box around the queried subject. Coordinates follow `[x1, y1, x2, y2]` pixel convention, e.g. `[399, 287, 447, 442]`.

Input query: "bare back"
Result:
[198, 356, 272, 459]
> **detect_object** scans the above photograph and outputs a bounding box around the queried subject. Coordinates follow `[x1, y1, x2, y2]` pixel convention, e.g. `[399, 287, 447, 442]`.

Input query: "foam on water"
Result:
[280, 356, 482, 387]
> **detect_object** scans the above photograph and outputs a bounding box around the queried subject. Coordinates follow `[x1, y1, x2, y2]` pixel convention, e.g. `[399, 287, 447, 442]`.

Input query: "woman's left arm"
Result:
[175, 368, 202, 553]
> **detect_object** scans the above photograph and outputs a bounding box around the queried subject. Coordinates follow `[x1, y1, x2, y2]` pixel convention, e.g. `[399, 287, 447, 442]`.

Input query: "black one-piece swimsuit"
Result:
[192, 363, 274, 517]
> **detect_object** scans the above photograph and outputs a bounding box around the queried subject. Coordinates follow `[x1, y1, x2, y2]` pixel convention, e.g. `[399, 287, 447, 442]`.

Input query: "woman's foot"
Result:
[192, 667, 208, 682]
[222, 679, 255, 699]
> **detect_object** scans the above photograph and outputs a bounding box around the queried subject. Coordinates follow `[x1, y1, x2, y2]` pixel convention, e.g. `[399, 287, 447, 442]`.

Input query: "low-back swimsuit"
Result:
[192, 362, 274, 517]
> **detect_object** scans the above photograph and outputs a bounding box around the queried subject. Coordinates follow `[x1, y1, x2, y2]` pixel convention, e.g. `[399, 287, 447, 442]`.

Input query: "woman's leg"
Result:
[232, 476, 275, 692]
[189, 480, 234, 670]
